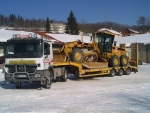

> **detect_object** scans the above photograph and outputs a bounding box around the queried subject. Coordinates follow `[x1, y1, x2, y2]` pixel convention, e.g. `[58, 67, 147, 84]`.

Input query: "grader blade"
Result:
[53, 50, 66, 62]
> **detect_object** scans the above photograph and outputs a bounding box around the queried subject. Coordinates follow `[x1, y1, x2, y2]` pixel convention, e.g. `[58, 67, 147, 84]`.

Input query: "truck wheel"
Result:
[120, 55, 128, 66]
[117, 68, 124, 76]
[71, 48, 84, 63]
[124, 67, 131, 75]
[109, 68, 116, 77]
[110, 55, 120, 67]
[43, 78, 51, 89]
[61, 69, 68, 82]
[15, 82, 21, 89]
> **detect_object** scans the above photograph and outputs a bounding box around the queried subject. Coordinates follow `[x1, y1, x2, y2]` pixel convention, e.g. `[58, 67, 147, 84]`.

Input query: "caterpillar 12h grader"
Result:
[53, 31, 128, 67]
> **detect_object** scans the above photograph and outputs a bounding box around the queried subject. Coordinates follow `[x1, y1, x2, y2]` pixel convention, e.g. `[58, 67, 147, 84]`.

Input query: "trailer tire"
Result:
[117, 68, 124, 76]
[75, 69, 79, 79]
[124, 67, 131, 75]
[15, 82, 21, 89]
[61, 69, 68, 82]
[71, 48, 84, 63]
[109, 68, 116, 77]
[120, 55, 128, 66]
[110, 55, 120, 67]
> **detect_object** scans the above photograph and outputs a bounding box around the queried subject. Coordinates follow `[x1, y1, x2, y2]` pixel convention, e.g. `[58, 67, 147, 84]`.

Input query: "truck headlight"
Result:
[35, 74, 41, 77]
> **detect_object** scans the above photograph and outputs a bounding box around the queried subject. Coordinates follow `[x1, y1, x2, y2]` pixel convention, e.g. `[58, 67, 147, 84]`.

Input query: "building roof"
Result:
[128, 29, 140, 34]
[46, 33, 92, 43]
[114, 33, 150, 46]
[97, 28, 122, 36]
[0, 29, 91, 43]
[0, 29, 41, 42]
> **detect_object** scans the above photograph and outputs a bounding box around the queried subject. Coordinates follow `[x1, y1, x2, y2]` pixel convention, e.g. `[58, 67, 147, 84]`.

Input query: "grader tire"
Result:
[120, 55, 128, 66]
[110, 55, 120, 67]
[71, 48, 84, 63]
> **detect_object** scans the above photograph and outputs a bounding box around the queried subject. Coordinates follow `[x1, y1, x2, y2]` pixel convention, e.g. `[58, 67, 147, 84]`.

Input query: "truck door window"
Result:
[44, 43, 50, 55]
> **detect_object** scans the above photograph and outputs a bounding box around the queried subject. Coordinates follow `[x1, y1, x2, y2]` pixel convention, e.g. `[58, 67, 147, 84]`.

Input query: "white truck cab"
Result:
[4, 34, 54, 89]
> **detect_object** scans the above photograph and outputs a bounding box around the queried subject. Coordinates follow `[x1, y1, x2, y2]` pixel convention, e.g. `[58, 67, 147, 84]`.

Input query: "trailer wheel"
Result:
[124, 67, 131, 75]
[109, 68, 116, 77]
[75, 69, 79, 79]
[120, 55, 128, 66]
[117, 68, 124, 76]
[110, 55, 120, 67]
[61, 69, 68, 82]
[15, 82, 21, 89]
[71, 48, 84, 63]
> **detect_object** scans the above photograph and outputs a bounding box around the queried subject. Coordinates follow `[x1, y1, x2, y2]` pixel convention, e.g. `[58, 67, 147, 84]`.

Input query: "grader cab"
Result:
[53, 31, 128, 67]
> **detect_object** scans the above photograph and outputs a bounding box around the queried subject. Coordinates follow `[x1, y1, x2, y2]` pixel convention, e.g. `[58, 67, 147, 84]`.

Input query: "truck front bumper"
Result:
[5, 70, 44, 83]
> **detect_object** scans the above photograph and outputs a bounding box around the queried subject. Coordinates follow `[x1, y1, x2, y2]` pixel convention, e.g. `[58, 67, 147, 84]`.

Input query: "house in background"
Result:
[50, 23, 66, 34]
[122, 28, 140, 37]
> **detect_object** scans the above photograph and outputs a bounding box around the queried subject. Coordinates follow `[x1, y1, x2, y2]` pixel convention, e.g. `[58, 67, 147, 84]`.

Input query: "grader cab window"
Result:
[96, 33, 114, 53]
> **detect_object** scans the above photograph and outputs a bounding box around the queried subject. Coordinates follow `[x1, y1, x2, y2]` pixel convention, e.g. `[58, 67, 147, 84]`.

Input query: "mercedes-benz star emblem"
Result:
[19, 65, 24, 71]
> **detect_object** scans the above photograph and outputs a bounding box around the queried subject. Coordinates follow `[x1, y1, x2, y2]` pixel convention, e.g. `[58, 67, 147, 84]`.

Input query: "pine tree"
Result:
[45, 17, 50, 32]
[65, 11, 79, 35]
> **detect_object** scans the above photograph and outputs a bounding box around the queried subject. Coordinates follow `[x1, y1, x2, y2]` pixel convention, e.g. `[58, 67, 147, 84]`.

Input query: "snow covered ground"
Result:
[0, 64, 150, 113]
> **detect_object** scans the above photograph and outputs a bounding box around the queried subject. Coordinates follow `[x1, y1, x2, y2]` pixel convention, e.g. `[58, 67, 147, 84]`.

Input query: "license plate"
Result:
[18, 75, 27, 77]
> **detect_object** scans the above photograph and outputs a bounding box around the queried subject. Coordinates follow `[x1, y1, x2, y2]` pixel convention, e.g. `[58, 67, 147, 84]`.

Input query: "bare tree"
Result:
[137, 16, 147, 33]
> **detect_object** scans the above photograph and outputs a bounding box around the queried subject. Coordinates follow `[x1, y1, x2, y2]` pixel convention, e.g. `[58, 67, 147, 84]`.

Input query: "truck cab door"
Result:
[44, 42, 51, 70]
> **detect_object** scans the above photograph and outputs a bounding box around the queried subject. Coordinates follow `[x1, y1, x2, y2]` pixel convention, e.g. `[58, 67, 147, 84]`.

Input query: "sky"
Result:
[0, 0, 150, 25]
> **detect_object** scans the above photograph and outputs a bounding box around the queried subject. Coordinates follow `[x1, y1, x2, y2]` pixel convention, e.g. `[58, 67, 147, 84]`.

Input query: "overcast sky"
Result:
[0, 0, 150, 25]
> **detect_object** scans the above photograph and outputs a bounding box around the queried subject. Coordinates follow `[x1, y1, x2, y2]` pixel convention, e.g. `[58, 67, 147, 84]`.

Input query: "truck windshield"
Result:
[5, 42, 43, 58]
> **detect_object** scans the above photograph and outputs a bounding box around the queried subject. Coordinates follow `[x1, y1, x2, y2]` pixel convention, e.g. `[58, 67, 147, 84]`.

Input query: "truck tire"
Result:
[15, 82, 21, 89]
[44, 68, 54, 89]
[109, 68, 116, 77]
[110, 55, 120, 67]
[117, 68, 124, 76]
[71, 48, 84, 63]
[120, 55, 128, 66]
[44, 78, 51, 89]
[61, 69, 68, 82]
[124, 67, 131, 75]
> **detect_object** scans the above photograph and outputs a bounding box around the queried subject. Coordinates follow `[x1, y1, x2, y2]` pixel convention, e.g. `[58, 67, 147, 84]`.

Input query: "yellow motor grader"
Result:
[53, 31, 128, 67]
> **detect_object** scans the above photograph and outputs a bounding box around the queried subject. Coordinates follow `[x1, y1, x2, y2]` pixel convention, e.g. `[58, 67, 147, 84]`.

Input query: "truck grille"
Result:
[6, 65, 37, 73]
